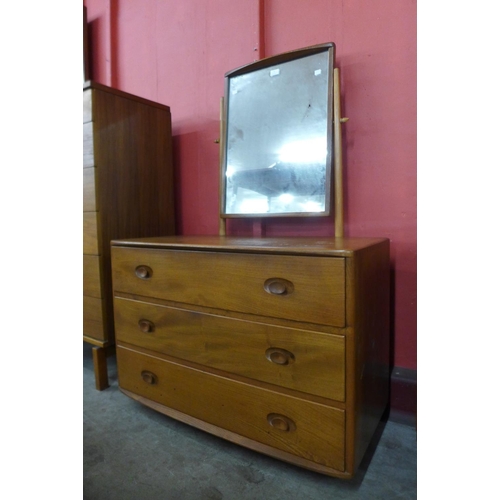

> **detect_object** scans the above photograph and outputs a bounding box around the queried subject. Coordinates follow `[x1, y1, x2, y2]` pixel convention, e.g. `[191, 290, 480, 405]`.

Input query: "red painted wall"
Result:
[84, 0, 416, 370]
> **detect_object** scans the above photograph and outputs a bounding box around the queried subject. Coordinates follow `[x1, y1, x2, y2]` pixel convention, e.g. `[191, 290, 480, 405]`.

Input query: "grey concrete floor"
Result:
[83, 344, 417, 499]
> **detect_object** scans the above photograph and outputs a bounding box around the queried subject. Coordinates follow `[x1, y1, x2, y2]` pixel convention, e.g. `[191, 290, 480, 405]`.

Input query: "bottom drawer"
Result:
[117, 346, 345, 471]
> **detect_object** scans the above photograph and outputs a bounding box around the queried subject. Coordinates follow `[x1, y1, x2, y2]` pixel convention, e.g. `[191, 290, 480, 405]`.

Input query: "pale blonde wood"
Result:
[112, 247, 346, 327]
[114, 297, 346, 401]
[83, 212, 100, 255]
[333, 68, 344, 237]
[117, 345, 345, 470]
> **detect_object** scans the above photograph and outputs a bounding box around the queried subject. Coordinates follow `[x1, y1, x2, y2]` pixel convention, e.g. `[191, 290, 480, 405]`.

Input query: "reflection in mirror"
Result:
[221, 43, 335, 217]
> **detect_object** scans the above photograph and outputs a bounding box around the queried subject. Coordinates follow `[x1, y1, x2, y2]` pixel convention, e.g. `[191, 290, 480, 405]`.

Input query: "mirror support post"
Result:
[219, 215, 226, 236]
[219, 96, 227, 236]
[333, 68, 347, 238]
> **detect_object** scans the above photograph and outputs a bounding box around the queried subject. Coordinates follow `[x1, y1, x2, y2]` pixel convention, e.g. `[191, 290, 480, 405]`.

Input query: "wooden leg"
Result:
[92, 346, 109, 391]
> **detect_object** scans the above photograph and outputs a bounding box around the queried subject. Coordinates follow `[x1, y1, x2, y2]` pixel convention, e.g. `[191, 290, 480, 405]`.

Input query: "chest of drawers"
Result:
[83, 81, 175, 389]
[111, 236, 390, 478]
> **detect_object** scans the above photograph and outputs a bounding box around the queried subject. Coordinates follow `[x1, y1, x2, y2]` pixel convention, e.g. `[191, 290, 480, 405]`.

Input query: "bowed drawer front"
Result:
[117, 346, 345, 471]
[111, 236, 390, 479]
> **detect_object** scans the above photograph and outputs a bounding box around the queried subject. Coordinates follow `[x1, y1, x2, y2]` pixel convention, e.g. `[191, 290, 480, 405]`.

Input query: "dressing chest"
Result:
[110, 235, 390, 478]
[83, 81, 175, 389]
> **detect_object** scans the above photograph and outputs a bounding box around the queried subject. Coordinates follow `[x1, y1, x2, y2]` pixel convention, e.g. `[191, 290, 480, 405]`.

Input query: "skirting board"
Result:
[389, 366, 416, 427]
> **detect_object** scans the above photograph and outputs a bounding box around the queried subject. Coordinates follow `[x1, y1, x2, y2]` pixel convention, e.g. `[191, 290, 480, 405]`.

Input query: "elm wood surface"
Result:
[111, 247, 345, 326]
[113, 297, 346, 400]
[83, 81, 175, 390]
[116, 345, 346, 471]
[111, 236, 390, 478]
[343, 240, 390, 474]
[111, 235, 385, 255]
[119, 387, 353, 479]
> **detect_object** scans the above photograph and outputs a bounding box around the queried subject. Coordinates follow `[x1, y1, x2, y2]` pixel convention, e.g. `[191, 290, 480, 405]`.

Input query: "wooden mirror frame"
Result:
[219, 43, 337, 219]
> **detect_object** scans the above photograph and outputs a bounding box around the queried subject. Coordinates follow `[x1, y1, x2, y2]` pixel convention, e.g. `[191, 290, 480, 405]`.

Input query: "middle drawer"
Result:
[111, 246, 346, 327]
[114, 297, 345, 401]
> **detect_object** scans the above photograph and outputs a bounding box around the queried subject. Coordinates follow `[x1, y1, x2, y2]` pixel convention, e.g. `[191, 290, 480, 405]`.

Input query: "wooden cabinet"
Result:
[83, 81, 175, 390]
[110, 236, 390, 478]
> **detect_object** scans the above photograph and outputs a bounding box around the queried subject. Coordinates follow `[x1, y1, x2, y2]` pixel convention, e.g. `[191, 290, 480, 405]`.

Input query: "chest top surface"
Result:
[110, 236, 388, 257]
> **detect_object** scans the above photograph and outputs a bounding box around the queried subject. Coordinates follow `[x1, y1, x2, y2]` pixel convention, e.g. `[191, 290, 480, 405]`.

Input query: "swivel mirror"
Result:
[220, 43, 335, 217]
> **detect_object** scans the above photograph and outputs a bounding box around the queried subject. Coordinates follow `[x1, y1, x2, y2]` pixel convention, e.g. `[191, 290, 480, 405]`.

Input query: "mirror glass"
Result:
[221, 44, 335, 217]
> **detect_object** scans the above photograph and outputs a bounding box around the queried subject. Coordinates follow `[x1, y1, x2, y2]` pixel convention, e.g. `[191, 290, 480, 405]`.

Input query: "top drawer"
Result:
[111, 247, 345, 327]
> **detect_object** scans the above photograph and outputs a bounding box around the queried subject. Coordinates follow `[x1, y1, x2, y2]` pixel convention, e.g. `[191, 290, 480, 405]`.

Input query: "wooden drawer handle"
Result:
[141, 370, 158, 385]
[264, 278, 294, 296]
[138, 319, 155, 333]
[265, 347, 295, 366]
[267, 413, 296, 432]
[135, 265, 152, 279]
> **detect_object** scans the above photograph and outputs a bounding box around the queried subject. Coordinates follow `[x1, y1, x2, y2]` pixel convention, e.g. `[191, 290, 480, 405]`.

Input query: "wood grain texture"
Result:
[83, 212, 100, 255]
[111, 236, 390, 477]
[83, 255, 103, 299]
[82, 82, 176, 352]
[122, 387, 354, 478]
[111, 247, 345, 327]
[116, 291, 341, 335]
[83, 122, 94, 168]
[92, 346, 109, 390]
[333, 67, 344, 237]
[114, 297, 346, 400]
[117, 345, 345, 470]
[83, 336, 112, 348]
[111, 235, 387, 256]
[83, 296, 106, 341]
[344, 239, 391, 473]
[83, 167, 97, 212]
